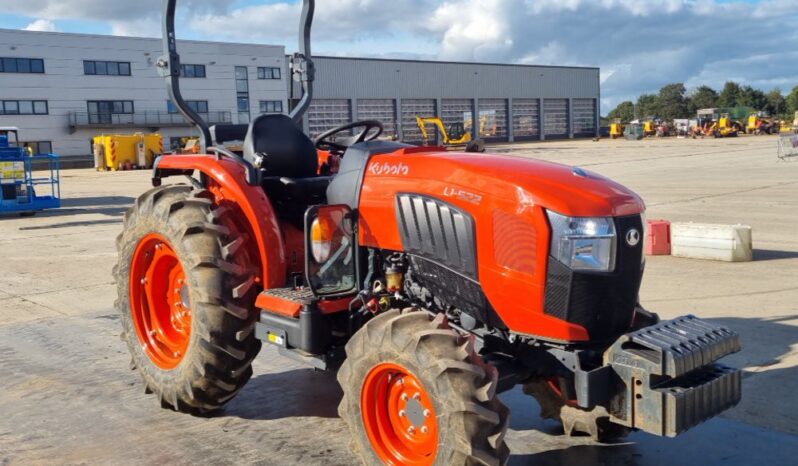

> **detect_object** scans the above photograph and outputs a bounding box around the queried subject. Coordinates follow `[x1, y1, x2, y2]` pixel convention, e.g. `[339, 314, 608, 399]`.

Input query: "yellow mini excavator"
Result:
[415, 116, 485, 152]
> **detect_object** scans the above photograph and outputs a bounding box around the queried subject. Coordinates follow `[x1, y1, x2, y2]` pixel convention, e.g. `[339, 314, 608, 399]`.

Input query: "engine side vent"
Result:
[396, 193, 477, 279]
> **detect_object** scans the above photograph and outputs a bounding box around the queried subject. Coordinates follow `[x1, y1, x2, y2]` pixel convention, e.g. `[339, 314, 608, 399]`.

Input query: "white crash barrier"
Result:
[670, 223, 753, 262]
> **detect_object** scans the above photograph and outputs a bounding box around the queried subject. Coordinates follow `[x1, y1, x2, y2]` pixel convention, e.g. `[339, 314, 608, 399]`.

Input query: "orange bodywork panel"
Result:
[155, 154, 287, 289]
[357, 148, 645, 342]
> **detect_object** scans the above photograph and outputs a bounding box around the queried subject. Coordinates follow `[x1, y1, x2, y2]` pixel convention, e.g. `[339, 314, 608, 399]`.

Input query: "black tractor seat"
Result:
[262, 175, 332, 203]
[243, 114, 318, 179]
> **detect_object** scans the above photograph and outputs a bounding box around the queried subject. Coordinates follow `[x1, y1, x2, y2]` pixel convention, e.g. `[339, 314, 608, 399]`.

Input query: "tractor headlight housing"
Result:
[546, 210, 616, 272]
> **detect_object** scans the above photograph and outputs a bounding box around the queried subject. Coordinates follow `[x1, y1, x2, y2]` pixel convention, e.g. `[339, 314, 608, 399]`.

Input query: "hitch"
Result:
[604, 315, 742, 437]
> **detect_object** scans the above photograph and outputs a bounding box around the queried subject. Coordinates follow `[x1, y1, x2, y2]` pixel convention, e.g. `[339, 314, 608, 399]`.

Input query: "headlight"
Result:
[546, 210, 616, 272]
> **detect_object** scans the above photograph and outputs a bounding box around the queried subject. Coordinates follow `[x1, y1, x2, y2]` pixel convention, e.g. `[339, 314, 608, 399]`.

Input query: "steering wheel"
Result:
[314, 120, 384, 152]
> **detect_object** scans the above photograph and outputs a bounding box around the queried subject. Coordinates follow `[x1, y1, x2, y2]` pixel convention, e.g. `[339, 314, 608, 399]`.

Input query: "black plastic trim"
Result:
[543, 214, 644, 342]
[395, 193, 478, 280]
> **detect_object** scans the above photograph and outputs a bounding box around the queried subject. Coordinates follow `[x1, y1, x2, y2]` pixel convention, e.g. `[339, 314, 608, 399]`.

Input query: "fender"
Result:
[153, 154, 287, 289]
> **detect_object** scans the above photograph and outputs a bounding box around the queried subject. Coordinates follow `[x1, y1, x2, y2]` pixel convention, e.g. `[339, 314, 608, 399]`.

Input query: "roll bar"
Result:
[288, 0, 315, 124]
[157, 0, 316, 151]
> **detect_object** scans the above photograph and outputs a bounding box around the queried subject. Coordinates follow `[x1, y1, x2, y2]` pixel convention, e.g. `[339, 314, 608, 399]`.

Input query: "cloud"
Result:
[6, 0, 798, 111]
[4, 0, 234, 22]
[23, 19, 57, 32]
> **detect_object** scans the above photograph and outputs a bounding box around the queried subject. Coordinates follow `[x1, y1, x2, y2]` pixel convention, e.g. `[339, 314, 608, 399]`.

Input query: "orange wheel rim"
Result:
[129, 233, 192, 370]
[361, 363, 439, 466]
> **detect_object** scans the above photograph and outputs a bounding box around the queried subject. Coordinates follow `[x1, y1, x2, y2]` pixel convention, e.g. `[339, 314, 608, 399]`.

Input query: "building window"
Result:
[235, 66, 250, 123]
[87, 100, 134, 124]
[0, 100, 48, 115]
[0, 57, 45, 74]
[257, 67, 281, 80]
[84, 60, 131, 76]
[180, 64, 206, 78]
[259, 100, 283, 114]
[21, 141, 52, 155]
[167, 100, 209, 114]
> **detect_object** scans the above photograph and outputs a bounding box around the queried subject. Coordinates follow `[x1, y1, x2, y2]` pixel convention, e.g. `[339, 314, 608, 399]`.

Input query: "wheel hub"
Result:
[129, 233, 192, 370]
[361, 363, 438, 465]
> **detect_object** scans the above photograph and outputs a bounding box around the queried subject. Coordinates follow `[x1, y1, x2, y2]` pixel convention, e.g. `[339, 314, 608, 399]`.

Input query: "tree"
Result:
[718, 81, 742, 107]
[738, 85, 768, 111]
[607, 101, 635, 122]
[657, 83, 688, 119]
[765, 88, 786, 117]
[786, 86, 798, 116]
[687, 85, 718, 114]
[636, 93, 659, 118]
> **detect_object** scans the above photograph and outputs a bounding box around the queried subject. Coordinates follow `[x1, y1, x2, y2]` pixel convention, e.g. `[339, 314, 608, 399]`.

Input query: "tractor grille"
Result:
[543, 215, 644, 342]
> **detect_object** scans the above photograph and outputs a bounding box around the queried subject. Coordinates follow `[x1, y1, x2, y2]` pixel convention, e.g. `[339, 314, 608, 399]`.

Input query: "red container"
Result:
[646, 219, 671, 255]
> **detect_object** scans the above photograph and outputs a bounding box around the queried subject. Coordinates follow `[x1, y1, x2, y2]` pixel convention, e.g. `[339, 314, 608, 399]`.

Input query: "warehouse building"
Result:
[0, 28, 600, 159]
[295, 57, 600, 144]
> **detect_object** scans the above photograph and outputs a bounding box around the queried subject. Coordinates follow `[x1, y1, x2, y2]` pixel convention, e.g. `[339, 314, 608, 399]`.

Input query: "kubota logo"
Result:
[626, 228, 641, 247]
[368, 161, 409, 176]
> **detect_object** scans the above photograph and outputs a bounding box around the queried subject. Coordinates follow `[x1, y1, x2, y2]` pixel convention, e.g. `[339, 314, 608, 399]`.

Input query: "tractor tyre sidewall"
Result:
[338, 310, 510, 466]
[116, 185, 260, 414]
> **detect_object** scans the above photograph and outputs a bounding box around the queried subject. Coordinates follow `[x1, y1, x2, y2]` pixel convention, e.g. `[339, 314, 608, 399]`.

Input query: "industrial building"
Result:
[0, 28, 600, 159]
[298, 56, 600, 144]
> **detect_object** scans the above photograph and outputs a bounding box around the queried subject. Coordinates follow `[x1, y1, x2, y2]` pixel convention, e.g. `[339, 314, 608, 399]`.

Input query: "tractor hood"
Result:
[364, 148, 645, 218]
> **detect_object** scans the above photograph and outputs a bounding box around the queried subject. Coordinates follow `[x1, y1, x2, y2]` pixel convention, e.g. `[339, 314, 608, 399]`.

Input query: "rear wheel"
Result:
[115, 184, 261, 413]
[338, 309, 510, 466]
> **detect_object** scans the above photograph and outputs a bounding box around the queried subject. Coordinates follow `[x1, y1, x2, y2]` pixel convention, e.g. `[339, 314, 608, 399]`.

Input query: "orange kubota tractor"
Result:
[116, 1, 742, 464]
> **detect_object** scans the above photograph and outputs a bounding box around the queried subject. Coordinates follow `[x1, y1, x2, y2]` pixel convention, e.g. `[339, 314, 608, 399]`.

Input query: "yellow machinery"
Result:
[746, 114, 778, 135]
[711, 114, 740, 138]
[415, 116, 485, 152]
[643, 120, 656, 136]
[93, 133, 163, 170]
[610, 119, 624, 139]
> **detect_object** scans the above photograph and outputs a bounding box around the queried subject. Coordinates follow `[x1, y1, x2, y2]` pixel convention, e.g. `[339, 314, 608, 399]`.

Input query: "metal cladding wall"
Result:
[290, 56, 600, 142]
[0, 29, 287, 157]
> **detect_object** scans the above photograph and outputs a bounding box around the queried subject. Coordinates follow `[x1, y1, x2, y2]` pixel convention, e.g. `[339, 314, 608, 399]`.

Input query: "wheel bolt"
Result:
[423, 409, 430, 417]
[407, 426, 415, 434]
[174, 351, 181, 357]
[398, 410, 405, 417]
[413, 393, 421, 401]
[140, 277, 147, 284]
[421, 426, 428, 434]
[397, 377, 404, 386]
[149, 330, 156, 337]
[401, 393, 409, 401]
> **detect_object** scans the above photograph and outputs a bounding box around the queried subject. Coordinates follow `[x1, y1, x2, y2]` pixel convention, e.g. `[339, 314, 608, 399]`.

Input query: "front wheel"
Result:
[338, 309, 510, 465]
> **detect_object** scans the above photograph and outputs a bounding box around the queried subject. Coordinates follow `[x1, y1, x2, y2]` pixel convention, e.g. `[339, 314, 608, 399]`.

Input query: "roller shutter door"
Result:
[401, 99, 436, 144]
[441, 99, 473, 132]
[572, 98, 596, 136]
[357, 99, 397, 138]
[544, 99, 568, 138]
[307, 99, 351, 139]
[512, 99, 540, 139]
[478, 99, 508, 139]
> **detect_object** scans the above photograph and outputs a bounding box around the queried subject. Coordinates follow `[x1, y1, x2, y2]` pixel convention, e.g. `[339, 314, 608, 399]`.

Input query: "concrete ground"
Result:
[1, 135, 796, 465]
